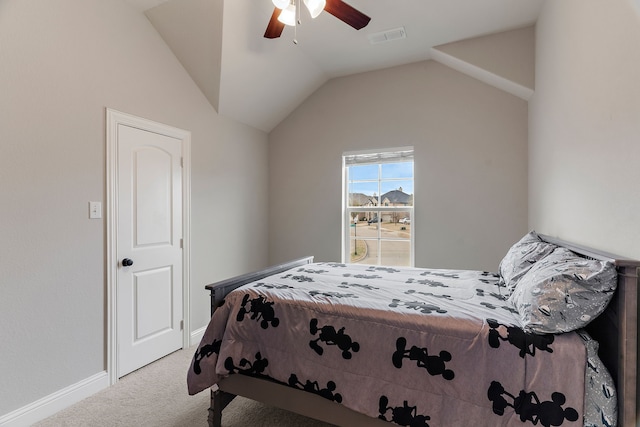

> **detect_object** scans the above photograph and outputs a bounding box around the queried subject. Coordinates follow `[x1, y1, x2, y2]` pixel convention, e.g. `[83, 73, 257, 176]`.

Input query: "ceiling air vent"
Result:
[368, 27, 406, 45]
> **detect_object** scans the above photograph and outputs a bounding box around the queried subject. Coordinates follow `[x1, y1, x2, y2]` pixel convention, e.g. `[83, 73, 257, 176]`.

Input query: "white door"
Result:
[116, 123, 185, 377]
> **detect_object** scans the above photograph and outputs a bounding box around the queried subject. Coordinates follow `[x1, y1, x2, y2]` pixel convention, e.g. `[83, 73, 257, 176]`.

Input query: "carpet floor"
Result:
[35, 346, 335, 427]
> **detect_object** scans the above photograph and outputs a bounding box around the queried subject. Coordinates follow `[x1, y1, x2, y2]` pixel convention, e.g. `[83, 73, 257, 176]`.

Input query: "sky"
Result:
[348, 161, 414, 197]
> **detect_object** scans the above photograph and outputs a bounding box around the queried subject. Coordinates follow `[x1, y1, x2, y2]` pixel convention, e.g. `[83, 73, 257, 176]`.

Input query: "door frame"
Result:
[106, 108, 191, 385]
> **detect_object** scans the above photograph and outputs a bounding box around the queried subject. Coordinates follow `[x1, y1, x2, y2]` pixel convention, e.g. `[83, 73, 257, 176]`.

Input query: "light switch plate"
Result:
[89, 201, 102, 219]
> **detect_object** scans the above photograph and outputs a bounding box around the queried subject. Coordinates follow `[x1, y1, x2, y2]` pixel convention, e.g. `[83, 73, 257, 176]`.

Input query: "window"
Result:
[342, 147, 414, 266]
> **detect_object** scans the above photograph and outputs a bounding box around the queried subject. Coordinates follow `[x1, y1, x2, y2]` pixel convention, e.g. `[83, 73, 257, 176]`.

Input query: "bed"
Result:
[187, 233, 639, 427]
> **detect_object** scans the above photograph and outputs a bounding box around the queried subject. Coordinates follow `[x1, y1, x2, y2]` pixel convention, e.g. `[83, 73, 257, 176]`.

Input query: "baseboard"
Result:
[190, 325, 206, 347]
[2, 331, 202, 427]
[0, 371, 109, 427]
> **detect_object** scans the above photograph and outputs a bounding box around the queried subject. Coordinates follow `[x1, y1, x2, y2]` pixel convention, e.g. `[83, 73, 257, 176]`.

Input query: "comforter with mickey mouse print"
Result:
[187, 263, 616, 427]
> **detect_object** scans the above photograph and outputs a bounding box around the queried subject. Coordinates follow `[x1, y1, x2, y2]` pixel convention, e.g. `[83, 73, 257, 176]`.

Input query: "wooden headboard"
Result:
[539, 234, 639, 427]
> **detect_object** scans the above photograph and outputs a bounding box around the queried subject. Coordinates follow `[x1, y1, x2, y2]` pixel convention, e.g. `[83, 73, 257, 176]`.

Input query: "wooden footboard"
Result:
[203, 240, 639, 427]
[204, 257, 314, 427]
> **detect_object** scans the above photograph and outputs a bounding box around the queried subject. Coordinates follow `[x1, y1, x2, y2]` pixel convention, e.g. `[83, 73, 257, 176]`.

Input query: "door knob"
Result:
[122, 258, 134, 267]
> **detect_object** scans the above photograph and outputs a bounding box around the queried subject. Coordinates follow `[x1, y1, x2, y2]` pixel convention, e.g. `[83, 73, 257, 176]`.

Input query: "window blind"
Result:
[343, 147, 414, 166]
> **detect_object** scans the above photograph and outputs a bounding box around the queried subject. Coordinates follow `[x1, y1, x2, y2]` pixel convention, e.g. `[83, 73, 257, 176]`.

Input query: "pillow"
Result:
[508, 247, 617, 334]
[499, 231, 557, 294]
[576, 330, 618, 426]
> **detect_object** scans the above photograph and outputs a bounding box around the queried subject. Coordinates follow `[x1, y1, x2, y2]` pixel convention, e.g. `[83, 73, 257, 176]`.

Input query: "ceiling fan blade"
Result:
[264, 7, 285, 38]
[324, 0, 371, 30]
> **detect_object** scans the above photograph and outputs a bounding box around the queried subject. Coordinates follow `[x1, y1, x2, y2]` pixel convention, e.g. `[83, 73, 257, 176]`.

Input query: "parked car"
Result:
[368, 216, 380, 224]
[399, 217, 411, 224]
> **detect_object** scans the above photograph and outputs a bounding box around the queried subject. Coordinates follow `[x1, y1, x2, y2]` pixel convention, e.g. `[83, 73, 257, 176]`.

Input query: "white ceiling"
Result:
[125, 0, 545, 132]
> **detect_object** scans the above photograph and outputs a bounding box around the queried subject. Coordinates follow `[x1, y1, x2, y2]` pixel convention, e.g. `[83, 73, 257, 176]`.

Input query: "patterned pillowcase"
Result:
[577, 330, 617, 427]
[498, 231, 557, 295]
[508, 247, 617, 334]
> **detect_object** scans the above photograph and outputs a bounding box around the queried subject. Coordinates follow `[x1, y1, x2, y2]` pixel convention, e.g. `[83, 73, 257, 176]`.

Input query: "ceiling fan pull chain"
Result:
[293, 0, 299, 44]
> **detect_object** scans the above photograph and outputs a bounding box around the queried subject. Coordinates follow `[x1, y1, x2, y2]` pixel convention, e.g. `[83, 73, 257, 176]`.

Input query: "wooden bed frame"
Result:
[203, 236, 639, 427]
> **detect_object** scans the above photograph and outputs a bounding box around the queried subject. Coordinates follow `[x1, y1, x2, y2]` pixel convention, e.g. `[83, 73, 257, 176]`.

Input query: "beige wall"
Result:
[435, 25, 535, 91]
[269, 60, 529, 270]
[145, 0, 223, 112]
[11, 0, 640, 420]
[529, 0, 640, 258]
[0, 0, 268, 416]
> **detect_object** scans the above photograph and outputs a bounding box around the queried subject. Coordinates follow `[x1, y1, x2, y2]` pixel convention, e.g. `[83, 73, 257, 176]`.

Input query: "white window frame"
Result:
[342, 147, 414, 266]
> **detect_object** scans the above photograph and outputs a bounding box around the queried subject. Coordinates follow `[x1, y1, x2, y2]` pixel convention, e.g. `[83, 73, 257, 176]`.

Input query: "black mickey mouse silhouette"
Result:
[404, 289, 453, 300]
[392, 337, 455, 380]
[366, 266, 401, 274]
[280, 273, 314, 283]
[309, 319, 360, 359]
[487, 319, 554, 358]
[487, 381, 579, 427]
[480, 302, 520, 314]
[338, 281, 379, 291]
[287, 374, 343, 403]
[296, 268, 328, 274]
[325, 263, 347, 268]
[236, 294, 280, 329]
[253, 282, 294, 290]
[342, 273, 382, 280]
[192, 338, 221, 375]
[481, 271, 499, 277]
[481, 302, 499, 310]
[389, 299, 447, 314]
[476, 288, 508, 301]
[224, 352, 269, 376]
[308, 290, 357, 299]
[378, 396, 431, 427]
[487, 381, 511, 416]
[405, 278, 447, 288]
[420, 271, 459, 279]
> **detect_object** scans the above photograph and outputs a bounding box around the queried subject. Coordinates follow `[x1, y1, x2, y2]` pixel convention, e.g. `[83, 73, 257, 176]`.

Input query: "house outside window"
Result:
[342, 147, 414, 266]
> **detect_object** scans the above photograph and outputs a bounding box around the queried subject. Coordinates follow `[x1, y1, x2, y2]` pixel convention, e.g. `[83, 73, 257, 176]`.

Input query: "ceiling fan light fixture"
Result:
[272, 0, 289, 9]
[303, 0, 326, 19]
[277, 4, 296, 26]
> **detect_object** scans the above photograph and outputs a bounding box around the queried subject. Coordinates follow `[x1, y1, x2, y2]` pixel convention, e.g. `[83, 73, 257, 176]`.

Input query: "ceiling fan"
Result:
[264, 0, 371, 39]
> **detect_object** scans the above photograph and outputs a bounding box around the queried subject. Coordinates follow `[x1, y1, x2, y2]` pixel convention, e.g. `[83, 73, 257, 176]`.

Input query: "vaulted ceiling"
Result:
[125, 0, 545, 132]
